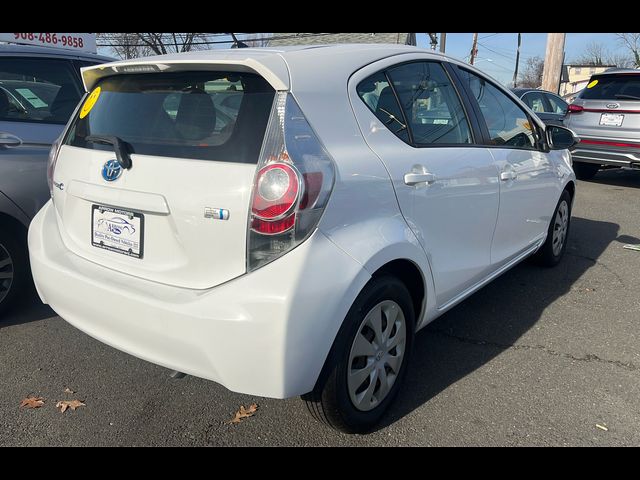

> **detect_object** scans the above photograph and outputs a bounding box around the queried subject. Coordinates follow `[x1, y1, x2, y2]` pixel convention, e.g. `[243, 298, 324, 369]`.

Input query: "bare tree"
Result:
[574, 41, 634, 68]
[98, 33, 214, 60]
[576, 41, 608, 65]
[243, 33, 273, 47]
[616, 33, 640, 67]
[518, 56, 544, 88]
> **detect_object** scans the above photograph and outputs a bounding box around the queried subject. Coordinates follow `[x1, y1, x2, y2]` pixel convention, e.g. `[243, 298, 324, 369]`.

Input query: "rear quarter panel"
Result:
[286, 51, 437, 328]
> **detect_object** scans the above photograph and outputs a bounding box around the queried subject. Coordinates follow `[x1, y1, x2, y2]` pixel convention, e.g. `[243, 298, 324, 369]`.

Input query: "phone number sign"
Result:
[1, 33, 96, 53]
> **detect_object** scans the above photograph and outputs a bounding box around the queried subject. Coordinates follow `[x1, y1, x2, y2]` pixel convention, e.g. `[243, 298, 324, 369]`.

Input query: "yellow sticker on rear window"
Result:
[79, 86, 101, 119]
[587, 79, 599, 89]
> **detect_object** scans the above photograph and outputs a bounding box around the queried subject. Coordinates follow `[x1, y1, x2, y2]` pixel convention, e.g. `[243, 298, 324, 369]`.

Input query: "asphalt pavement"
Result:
[1, 168, 639, 446]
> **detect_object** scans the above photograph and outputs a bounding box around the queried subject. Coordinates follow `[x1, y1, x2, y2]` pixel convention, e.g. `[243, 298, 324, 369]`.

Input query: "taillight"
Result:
[247, 92, 336, 271]
[46, 138, 61, 198]
[251, 161, 300, 234]
[567, 104, 583, 113]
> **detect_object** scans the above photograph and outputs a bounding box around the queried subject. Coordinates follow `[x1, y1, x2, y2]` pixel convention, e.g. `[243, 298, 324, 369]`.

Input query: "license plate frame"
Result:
[599, 113, 624, 126]
[91, 205, 145, 259]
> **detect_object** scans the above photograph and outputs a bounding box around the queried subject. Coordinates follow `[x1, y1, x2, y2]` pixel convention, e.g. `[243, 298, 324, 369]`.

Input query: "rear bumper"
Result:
[571, 145, 640, 168]
[28, 201, 370, 398]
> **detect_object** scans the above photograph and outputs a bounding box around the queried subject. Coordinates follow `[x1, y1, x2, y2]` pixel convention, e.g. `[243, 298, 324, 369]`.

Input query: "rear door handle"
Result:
[404, 172, 436, 185]
[404, 165, 437, 186]
[0, 133, 22, 147]
[500, 171, 517, 181]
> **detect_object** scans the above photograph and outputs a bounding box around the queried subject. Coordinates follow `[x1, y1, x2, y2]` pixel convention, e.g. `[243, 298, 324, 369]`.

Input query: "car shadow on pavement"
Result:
[0, 284, 54, 329]
[584, 168, 640, 188]
[378, 216, 635, 431]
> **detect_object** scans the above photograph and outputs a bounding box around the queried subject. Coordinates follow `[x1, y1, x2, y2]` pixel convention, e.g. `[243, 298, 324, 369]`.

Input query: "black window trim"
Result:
[383, 70, 414, 145]
[356, 58, 486, 149]
[450, 64, 548, 153]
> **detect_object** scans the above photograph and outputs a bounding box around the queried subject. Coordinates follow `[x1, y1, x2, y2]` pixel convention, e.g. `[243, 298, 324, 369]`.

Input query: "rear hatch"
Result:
[52, 69, 276, 289]
[566, 72, 640, 142]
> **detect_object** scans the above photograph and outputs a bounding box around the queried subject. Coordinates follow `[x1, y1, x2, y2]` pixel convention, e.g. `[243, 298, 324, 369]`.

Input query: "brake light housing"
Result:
[567, 104, 583, 113]
[247, 92, 336, 271]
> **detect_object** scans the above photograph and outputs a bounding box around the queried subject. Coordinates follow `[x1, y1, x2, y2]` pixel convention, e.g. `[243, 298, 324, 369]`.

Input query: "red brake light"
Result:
[567, 104, 583, 113]
[251, 162, 299, 234]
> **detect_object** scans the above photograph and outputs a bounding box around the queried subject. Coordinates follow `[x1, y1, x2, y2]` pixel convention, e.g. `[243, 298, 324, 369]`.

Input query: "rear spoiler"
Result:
[80, 54, 290, 92]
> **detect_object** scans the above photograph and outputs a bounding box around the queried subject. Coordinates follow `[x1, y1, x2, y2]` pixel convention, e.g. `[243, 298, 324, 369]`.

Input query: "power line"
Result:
[97, 32, 337, 48]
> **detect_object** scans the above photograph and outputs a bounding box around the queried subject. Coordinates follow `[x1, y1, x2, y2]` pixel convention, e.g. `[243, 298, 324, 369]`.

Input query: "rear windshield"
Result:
[65, 71, 275, 163]
[580, 74, 640, 101]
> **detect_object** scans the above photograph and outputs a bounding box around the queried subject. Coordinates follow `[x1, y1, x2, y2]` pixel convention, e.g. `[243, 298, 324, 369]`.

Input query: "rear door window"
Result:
[386, 61, 472, 145]
[521, 91, 547, 113]
[64, 71, 275, 163]
[580, 74, 640, 100]
[544, 93, 568, 114]
[356, 71, 411, 144]
[0, 57, 82, 124]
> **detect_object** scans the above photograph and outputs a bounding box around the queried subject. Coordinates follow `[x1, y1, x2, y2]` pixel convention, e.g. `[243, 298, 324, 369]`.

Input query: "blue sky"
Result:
[97, 33, 631, 87]
[416, 33, 627, 85]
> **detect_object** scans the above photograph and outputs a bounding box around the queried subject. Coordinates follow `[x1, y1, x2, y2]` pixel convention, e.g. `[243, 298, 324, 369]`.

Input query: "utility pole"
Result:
[427, 33, 438, 51]
[469, 32, 478, 65]
[440, 33, 447, 53]
[541, 33, 566, 93]
[512, 33, 522, 88]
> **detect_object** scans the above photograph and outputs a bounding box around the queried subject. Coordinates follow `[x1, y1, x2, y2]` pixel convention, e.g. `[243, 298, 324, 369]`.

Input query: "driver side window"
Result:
[458, 68, 540, 150]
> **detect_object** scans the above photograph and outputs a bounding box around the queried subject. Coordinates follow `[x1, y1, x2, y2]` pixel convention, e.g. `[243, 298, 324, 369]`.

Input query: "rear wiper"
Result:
[614, 94, 640, 100]
[86, 135, 133, 169]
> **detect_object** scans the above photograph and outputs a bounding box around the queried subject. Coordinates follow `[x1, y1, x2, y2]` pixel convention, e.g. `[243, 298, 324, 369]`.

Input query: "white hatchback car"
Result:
[28, 45, 577, 433]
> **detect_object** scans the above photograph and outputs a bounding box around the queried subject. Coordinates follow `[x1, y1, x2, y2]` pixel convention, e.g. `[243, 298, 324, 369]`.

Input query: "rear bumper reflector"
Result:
[580, 139, 640, 149]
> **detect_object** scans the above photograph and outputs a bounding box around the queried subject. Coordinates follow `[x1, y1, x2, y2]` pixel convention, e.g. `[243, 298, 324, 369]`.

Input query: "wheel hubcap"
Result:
[0, 243, 14, 304]
[552, 200, 569, 257]
[347, 300, 407, 412]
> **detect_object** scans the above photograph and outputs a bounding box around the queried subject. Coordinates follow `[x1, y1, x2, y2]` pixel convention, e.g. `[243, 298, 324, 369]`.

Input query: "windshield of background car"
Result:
[0, 58, 82, 124]
[64, 71, 275, 163]
[580, 74, 640, 100]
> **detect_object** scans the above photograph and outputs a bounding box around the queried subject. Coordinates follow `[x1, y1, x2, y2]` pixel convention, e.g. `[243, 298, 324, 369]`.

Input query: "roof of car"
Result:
[511, 88, 562, 96]
[0, 43, 114, 62]
[81, 44, 458, 91]
[593, 67, 640, 76]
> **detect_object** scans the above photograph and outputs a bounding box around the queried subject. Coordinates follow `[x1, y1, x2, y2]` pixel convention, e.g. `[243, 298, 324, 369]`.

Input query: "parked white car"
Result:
[28, 45, 577, 433]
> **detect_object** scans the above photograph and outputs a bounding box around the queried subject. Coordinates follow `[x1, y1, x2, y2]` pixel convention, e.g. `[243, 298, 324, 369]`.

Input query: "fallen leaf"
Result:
[20, 396, 45, 409]
[63, 387, 76, 394]
[596, 424, 608, 432]
[56, 399, 86, 413]
[229, 403, 258, 424]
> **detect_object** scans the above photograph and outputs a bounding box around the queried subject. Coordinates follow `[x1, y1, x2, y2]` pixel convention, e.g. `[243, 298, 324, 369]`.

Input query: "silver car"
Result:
[0, 44, 111, 314]
[564, 68, 640, 179]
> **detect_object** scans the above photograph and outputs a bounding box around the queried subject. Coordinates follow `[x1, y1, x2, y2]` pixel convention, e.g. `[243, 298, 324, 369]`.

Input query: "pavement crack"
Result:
[429, 329, 638, 372]
[566, 252, 626, 287]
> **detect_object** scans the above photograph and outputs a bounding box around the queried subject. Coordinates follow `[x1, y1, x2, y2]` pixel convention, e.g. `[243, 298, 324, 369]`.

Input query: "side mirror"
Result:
[546, 125, 580, 150]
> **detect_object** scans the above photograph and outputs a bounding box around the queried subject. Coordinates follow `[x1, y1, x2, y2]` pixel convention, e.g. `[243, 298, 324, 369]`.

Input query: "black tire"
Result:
[534, 189, 572, 268]
[573, 162, 599, 180]
[0, 222, 29, 318]
[302, 275, 415, 433]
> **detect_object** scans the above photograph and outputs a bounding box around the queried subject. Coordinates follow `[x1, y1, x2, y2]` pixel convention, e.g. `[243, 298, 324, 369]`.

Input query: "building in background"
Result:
[267, 33, 416, 47]
[560, 64, 615, 99]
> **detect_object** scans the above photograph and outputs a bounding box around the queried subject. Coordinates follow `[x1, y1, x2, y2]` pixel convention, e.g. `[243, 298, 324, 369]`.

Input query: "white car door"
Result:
[349, 59, 500, 308]
[454, 67, 559, 266]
